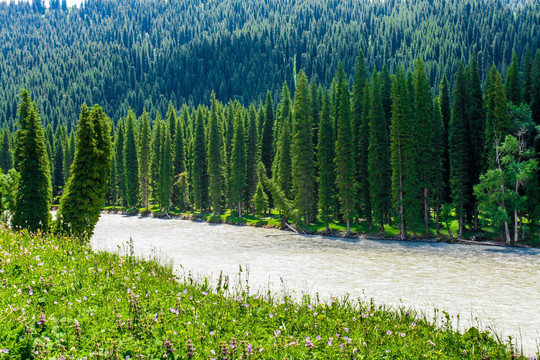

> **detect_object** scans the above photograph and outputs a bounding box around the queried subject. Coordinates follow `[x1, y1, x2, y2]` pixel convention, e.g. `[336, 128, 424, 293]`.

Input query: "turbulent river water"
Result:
[91, 214, 540, 355]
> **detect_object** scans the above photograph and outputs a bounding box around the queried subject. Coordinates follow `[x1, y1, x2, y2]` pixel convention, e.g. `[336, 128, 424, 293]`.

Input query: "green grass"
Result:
[0, 229, 535, 359]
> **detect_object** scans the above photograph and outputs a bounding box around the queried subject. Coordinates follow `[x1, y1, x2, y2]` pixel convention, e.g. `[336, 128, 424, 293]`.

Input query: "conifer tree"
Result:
[505, 50, 521, 105]
[485, 64, 512, 167]
[207, 92, 223, 215]
[230, 111, 247, 217]
[352, 50, 368, 221]
[173, 116, 185, 202]
[192, 107, 208, 212]
[368, 74, 390, 232]
[359, 79, 372, 226]
[63, 132, 75, 185]
[272, 82, 293, 200]
[466, 55, 486, 229]
[317, 90, 336, 230]
[14, 90, 32, 171]
[334, 68, 356, 234]
[531, 50, 540, 126]
[291, 71, 316, 225]
[245, 104, 259, 212]
[150, 114, 163, 205]
[138, 111, 151, 210]
[390, 68, 419, 239]
[413, 58, 434, 234]
[449, 63, 470, 237]
[124, 109, 139, 208]
[431, 98, 445, 234]
[114, 119, 126, 205]
[55, 104, 112, 239]
[52, 132, 64, 197]
[260, 91, 275, 178]
[253, 181, 268, 217]
[0, 129, 12, 174]
[380, 64, 393, 129]
[12, 93, 51, 233]
[439, 73, 451, 202]
[159, 128, 173, 210]
[522, 45, 533, 105]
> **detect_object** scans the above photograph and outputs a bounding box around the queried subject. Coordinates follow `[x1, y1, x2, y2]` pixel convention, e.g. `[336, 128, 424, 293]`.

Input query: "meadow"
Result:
[0, 228, 535, 359]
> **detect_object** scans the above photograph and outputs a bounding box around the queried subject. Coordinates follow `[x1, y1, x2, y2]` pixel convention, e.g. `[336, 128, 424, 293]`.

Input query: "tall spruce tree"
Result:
[138, 110, 151, 210]
[12, 93, 52, 233]
[0, 129, 12, 174]
[439, 73, 452, 203]
[207, 92, 223, 215]
[291, 71, 316, 225]
[334, 67, 356, 234]
[530, 50, 540, 126]
[413, 58, 434, 234]
[317, 90, 336, 230]
[123, 109, 139, 208]
[172, 115, 185, 208]
[466, 55, 486, 229]
[485, 64, 512, 167]
[192, 107, 208, 212]
[368, 74, 390, 232]
[390, 68, 419, 239]
[55, 104, 112, 239]
[52, 131, 64, 197]
[431, 98, 445, 234]
[505, 50, 521, 105]
[114, 119, 126, 206]
[150, 114, 163, 205]
[352, 50, 369, 222]
[449, 63, 471, 237]
[522, 45, 533, 105]
[260, 91, 275, 178]
[230, 111, 247, 217]
[245, 104, 259, 212]
[272, 82, 293, 200]
[159, 128, 173, 210]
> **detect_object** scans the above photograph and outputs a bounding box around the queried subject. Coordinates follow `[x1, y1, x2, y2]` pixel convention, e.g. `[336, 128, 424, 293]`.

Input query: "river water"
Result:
[91, 214, 540, 355]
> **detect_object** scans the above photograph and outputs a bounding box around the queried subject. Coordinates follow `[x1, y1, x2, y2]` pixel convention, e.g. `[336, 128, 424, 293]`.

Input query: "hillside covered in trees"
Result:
[0, 0, 539, 129]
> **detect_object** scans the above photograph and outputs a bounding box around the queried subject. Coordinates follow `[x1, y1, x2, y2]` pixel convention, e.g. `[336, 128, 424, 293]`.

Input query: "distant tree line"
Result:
[2, 50, 539, 244]
[0, 0, 538, 131]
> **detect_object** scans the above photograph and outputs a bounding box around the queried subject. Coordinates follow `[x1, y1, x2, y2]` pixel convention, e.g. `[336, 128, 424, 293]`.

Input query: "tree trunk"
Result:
[346, 218, 350, 235]
[504, 221, 511, 245]
[435, 200, 441, 236]
[474, 202, 479, 231]
[458, 204, 463, 238]
[238, 202, 242, 219]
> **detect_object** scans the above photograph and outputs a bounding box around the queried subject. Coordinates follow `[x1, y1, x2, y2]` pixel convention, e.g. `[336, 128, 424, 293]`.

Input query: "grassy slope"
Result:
[0, 228, 532, 359]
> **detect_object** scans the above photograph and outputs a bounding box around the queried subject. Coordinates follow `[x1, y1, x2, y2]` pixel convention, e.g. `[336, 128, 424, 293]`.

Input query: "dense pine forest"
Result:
[0, 0, 539, 128]
[0, 0, 539, 245]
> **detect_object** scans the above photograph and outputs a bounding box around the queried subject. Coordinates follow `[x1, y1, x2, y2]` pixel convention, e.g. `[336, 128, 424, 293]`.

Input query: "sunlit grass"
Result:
[0, 229, 532, 359]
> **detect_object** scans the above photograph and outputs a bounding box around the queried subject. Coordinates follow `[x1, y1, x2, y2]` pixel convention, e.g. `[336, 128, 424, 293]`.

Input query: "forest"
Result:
[0, 0, 539, 129]
[2, 46, 539, 244]
[0, 0, 539, 245]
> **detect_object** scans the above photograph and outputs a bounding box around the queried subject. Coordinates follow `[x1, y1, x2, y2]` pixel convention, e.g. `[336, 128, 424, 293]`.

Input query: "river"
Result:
[91, 214, 540, 356]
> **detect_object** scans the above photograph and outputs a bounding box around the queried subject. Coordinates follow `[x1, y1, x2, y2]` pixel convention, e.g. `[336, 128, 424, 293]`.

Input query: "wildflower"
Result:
[327, 338, 333, 347]
[0, 349, 8, 354]
[411, 322, 416, 329]
[427, 340, 436, 347]
[316, 335, 321, 341]
[37, 313, 46, 325]
[400, 333, 406, 338]
[274, 330, 281, 337]
[305, 337, 313, 349]
[386, 330, 392, 335]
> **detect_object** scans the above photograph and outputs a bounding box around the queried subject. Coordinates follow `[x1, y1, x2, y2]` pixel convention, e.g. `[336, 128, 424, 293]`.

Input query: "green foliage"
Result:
[149, 114, 163, 206]
[485, 65, 512, 167]
[334, 66, 356, 233]
[317, 90, 336, 228]
[0, 230, 529, 358]
[0, 168, 19, 222]
[390, 68, 418, 239]
[368, 74, 391, 231]
[207, 92, 223, 215]
[449, 64, 471, 235]
[291, 71, 316, 225]
[0, 129, 12, 174]
[245, 104, 259, 211]
[260, 92, 275, 178]
[505, 50, 521, 105]
[253, 181, 269, 217]
[191, 107, 208, 212]
[230, 109, 247, 216]
[55, 104, 112, 240]
[138, 111, 151, 210]
[12, 91, 52, 233]
[123, 110, 139, 208]
[159, 128, 173, 211]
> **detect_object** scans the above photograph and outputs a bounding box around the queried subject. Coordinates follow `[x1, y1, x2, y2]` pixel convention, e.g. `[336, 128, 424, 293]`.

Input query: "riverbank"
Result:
[101, 207, 539, 248]
[1, 228, 533, 359]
